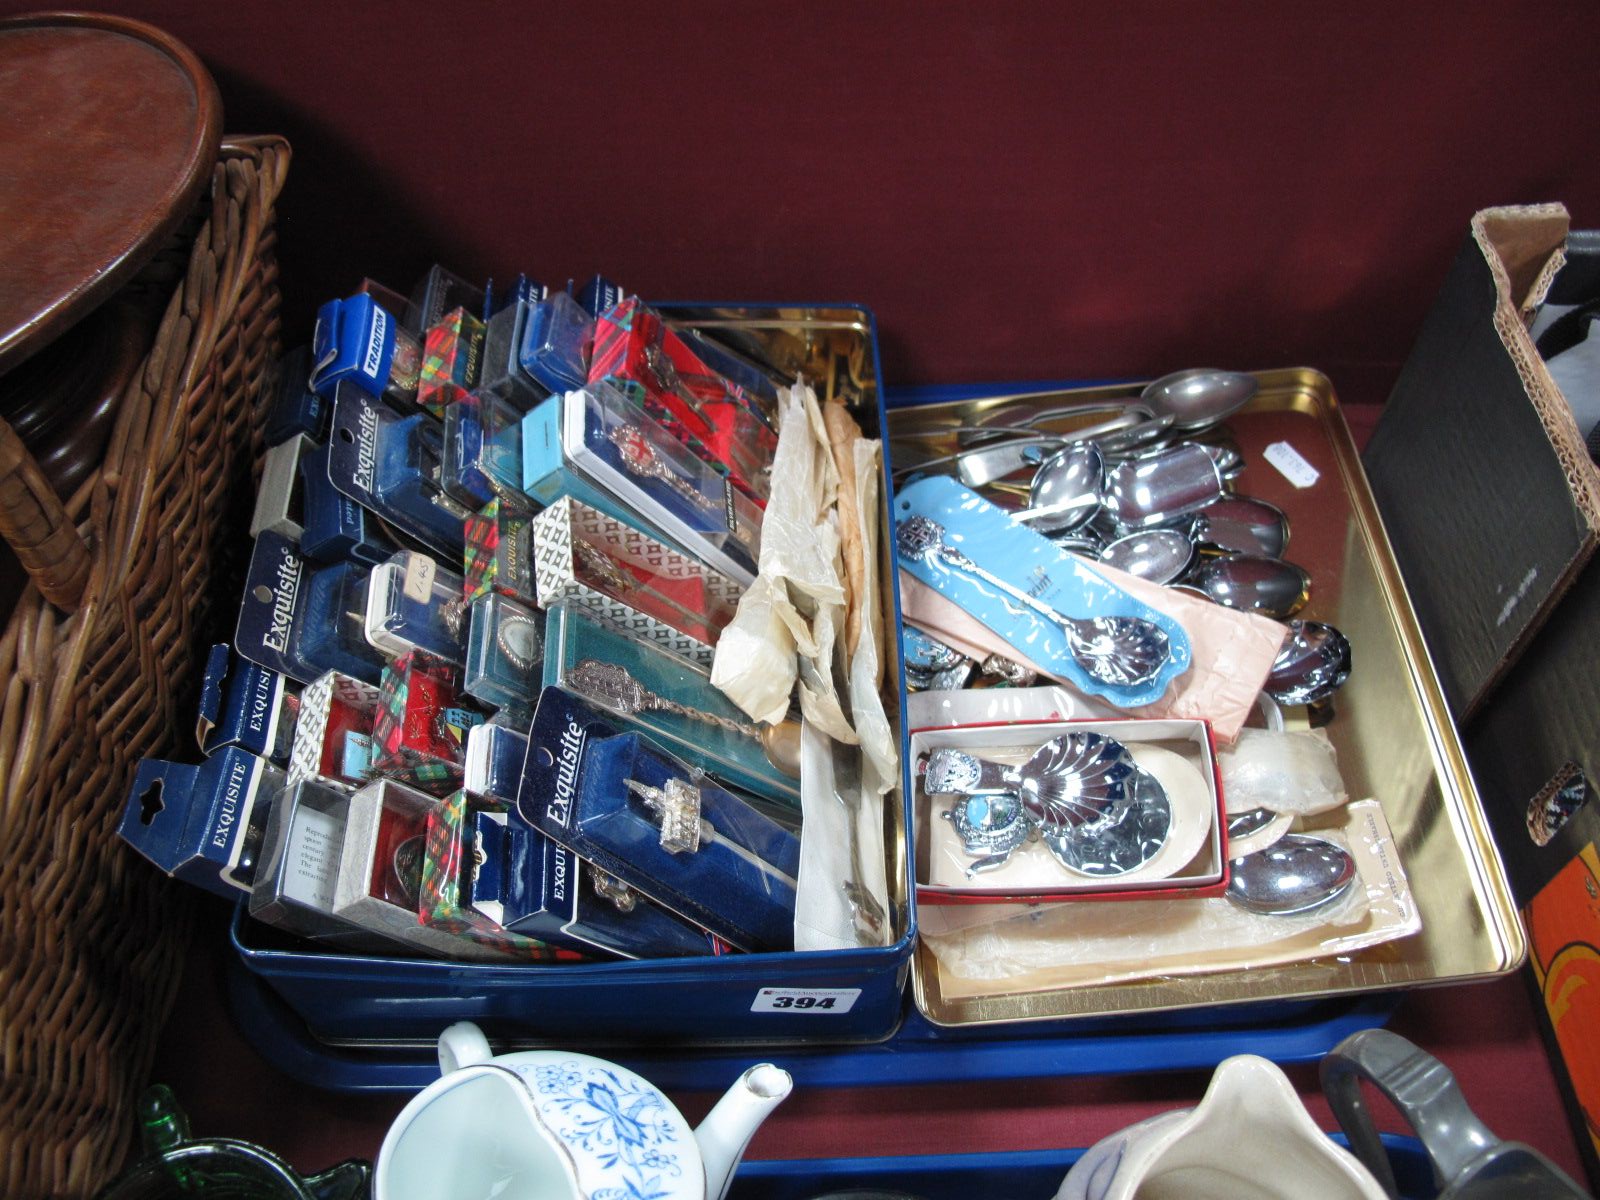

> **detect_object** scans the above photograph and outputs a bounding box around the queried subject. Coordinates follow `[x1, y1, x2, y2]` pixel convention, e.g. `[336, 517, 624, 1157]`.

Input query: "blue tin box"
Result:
[231, 303, 916, 1047]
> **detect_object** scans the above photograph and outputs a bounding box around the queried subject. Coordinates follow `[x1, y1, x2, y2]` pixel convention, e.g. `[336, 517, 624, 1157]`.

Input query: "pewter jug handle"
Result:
[1320, 1028, 1589, 1199]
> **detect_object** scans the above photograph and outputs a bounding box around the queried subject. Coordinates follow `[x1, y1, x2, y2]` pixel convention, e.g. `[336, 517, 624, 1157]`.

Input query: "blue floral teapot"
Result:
[375, 1021, 792, 1200]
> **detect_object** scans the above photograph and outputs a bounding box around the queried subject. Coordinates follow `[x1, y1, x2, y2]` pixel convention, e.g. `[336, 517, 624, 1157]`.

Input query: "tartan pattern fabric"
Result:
[416, 306, 485, 416]
[371, 652, 483, 796]
[587, 298, 774, 504]
[417, 791, 579, 962]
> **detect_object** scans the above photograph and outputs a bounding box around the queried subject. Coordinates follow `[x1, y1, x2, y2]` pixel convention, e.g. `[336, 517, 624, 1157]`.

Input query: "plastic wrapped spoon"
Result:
[1227, 833, 1357, 915]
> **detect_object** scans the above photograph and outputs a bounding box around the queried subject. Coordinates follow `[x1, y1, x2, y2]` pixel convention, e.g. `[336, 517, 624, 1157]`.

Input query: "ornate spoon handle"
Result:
[608, 423, 717, 511]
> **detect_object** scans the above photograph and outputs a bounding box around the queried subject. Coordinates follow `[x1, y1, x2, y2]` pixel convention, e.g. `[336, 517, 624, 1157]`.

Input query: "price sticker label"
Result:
[402, 553, 437, 603]
[1263, 442, 1320, 489]
[750, 987, 861, 1014]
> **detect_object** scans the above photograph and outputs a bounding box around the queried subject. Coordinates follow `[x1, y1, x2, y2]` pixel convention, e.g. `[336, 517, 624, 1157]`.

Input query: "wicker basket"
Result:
[0, 135, 290, 1199]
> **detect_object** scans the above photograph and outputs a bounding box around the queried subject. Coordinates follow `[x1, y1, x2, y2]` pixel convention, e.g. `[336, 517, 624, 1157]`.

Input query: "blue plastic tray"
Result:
[230, 304, 920, 1049]
[224, 950, 1395, 1093]
[728, 1138, 1439, 1199]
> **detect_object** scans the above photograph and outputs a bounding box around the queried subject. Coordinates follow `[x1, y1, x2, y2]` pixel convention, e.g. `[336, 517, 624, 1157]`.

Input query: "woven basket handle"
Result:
[0, 412, 90, 609]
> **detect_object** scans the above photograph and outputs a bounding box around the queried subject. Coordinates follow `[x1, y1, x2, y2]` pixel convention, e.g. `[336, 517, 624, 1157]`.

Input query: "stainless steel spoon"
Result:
[1189, 495, 1290, 559]
[1097, 528, 1196, 585]
[1226, 806, 1279, 840]
[896, 514, 1173, 688]
[1226, 833, 1358, 915]
[1102, 442, 1228, 529]
[1188, 553, 1311, 619]
[1141, 368, 1260, 433]
[1016, 441, 1105, 533]
[1265, 619, 1352, 706]
[961, 368, 1258, 436]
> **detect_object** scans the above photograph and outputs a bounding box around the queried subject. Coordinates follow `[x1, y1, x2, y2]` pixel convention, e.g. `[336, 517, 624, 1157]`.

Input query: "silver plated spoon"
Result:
[1097, 528, 1196, 585]
[1190, 495, 1290, 559]
[1188, 553, 1311, 619]
[896, 514, 1173, 688]
[1017, 441, 1105, 533]
[1227, 833, 1358, 915]
[1265, 619, 1352, 706]
[1141, 368, 1260, 433]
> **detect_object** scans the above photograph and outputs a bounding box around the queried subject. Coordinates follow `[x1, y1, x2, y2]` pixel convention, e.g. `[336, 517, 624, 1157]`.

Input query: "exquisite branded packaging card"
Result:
[416, 306, 485, 417]
[416, 790, 581, 961]
[516, 687, 799, 951]
[236, 531, 388, 686]
[530, 496, 742, 667]
[298, 443, 399, 567]
[463, 497, 539, 607]
[443, 390, 526, 510]
[265, 344, 328, 447]
[120, 747, 284, 900]
[479, 277, 550, 410]
[518, 290, 593, 394]
[196, 643, 298, 763]
[326, 382, 469, 561]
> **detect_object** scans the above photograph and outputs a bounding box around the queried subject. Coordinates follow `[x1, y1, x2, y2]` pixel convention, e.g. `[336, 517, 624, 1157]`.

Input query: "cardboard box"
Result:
[1364, 204, 1600, 721]
[1366, 203, 1600, 1186]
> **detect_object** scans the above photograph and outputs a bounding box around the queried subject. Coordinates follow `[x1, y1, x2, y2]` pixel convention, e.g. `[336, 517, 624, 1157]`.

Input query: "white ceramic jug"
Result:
[1055, 1054, 1389, 1200]
[374, 1021, 792, 1200]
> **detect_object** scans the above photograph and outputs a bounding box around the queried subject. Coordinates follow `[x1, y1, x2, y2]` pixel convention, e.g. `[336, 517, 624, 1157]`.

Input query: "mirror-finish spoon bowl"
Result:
[1266, 619, 1353, 706]
[1189, 553, 1311, 619]
[1141, 368, 1260, 433]
[1227, 833, 1358, 915]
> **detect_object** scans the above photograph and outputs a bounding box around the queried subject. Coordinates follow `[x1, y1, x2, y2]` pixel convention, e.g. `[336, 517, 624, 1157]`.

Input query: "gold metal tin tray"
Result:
[888, 367, 1523, 1026]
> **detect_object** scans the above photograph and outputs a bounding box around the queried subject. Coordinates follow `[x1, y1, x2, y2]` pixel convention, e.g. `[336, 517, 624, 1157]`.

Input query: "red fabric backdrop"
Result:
[17, 0, 1598, 1187]
[9, 1, 1600, 406]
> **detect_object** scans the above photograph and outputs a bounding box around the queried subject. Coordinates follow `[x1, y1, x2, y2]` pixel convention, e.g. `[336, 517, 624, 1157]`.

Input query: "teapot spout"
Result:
[694, 1063, 793, 1200]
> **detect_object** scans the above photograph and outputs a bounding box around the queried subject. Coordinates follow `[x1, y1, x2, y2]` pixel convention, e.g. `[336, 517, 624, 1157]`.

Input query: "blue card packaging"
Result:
[479, 276, 550, 410]
[236, 531, 388, 686]
[469, 805, 721, 959]
[196, 643, 299, 763]
[309, 293, 423, 404]
[442, 390, 527, 509]
[265, 344, 329, 447]
[575, 275, 626, 318]
[298, 444, 399, 567]
[517, 687, 799, 952]
[326, 382, 469, 561]
[518, 291, 594, 394]
[119, 746, 285, 899]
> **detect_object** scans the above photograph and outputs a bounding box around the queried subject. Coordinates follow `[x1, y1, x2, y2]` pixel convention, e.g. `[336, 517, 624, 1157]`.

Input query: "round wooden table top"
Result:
[0, 12, 221, 375]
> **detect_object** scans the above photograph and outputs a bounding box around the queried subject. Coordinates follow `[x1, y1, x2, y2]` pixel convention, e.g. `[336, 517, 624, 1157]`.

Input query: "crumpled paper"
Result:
[712, 382, 854, 741]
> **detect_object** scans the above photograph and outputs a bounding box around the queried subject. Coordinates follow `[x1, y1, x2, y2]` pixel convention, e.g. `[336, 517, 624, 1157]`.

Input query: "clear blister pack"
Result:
[919, 799, 1419, 997]
[894, 474, 1192, 708]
